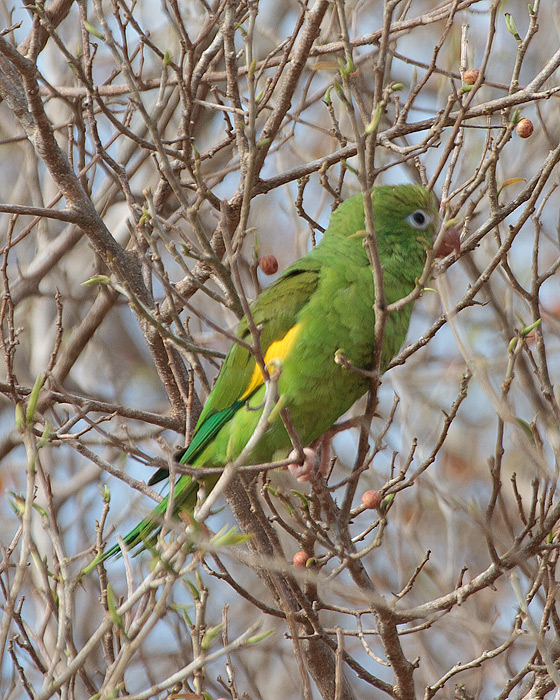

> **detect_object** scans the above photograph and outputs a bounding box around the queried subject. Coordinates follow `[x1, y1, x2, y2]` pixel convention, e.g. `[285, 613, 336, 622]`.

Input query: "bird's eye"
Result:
[406, 209, 432, 230]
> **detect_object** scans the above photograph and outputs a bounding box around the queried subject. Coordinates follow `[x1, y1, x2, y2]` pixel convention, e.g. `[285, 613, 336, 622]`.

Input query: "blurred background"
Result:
[1, 1, 560, 698]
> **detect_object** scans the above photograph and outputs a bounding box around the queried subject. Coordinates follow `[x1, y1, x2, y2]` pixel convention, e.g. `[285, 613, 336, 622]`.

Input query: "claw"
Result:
[287, 447, 317, 482]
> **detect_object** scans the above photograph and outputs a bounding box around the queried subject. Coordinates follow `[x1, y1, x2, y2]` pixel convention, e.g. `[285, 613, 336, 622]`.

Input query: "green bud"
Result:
[209, 525, 251, 548]
[81, 274, 111, 287]
[290, 490, 310, 508]
[37, 422, 50, 448]
[106, 584, 124, 631]
[83, 21, 105, 41]
[32, 502, 48, 518]
[379, 493, 395, 515]
[235, 22, 247, 38]
[247, 628, 275, 645]
[15, 403, 25, 431]
[337, 56, 355, 76]
[248, 57, 257, 77]
[365, 103, 383, 135]
[26, 373, 44, 425]
[521, 318, 541, 337]
[99, 484, 111, 503]
[9, 492, 26, 516]
[333, 79, 346, 101]
[185, 578, 200, 601]
[515, 417, 535, 445]
[504, 13, 521, 41]
[201, 624, 223, 650]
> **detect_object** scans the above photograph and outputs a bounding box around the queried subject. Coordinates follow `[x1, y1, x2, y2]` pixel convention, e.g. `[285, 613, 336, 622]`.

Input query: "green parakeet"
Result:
[86, 184, 440, 569]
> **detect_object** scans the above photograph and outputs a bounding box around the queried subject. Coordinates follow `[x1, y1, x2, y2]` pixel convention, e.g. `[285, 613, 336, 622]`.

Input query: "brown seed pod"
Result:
[516, 118, 534, 138]
[293, 551, 310, 568]
[463, 68, 479, 85]
[361, 490, 382, 510]
[259, 254, 279, 275]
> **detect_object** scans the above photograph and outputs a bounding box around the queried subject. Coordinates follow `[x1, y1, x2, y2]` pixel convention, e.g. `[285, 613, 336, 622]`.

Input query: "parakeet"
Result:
[87, 184, 440, 569]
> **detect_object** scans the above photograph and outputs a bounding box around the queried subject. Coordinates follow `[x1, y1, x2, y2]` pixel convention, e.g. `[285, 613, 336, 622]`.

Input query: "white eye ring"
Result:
[406, 209, 433, 230]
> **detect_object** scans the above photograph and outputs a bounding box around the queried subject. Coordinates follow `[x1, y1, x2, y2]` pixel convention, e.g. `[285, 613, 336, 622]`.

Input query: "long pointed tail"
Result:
[80, 474, 199, 576]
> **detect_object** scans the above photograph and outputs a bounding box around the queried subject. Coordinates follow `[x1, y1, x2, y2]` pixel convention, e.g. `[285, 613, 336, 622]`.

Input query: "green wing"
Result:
[150, 263, 321, 483]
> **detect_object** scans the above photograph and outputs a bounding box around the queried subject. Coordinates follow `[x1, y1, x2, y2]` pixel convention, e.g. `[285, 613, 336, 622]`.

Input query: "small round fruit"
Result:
[361, 490, 382, 510]
[293, 551, 309, 568]
[463, 68, 479, 85]
[435, 225, 461, 258]
[516, 118, 534, 138]
[259, 255, 279, 275]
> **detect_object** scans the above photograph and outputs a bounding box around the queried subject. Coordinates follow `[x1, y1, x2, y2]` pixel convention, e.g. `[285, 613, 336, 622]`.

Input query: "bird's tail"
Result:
[79, 474, 199, 577]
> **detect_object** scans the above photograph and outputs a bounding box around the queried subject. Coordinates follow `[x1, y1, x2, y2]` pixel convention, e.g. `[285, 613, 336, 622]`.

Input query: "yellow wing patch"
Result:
[240, 323, 302, 401]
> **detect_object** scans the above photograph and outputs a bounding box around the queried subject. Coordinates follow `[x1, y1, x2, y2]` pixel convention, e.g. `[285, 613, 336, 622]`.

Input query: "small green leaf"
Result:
[82, 274, 111, 287]
[291, 490, 310, 508]
[248, 57, 257, 77]
[521, 318, 541, 337]
[38, 421, 51, 448]
[337, 56, 355, 76]
[201, 624, 223, 650]
[209, 525, 251, 548]
[32, 502, 48, 518]
[106, 584, 124, 630]
[26, 373, 44, 425]
[515, 417, 535, 445]
[333, 79, 345, 101]
[83, 21, 105, 41]
[279, 499, 295, 516]
[235, 22, 247, 38]
[170, 603, 194, 627]
[247, 628, 275, 645]
[379, 493, 395, 515]
[99, 484, 111, 503]
[504, 13, 521, 41]
[498, 177, 526, 197]
[9, 492, 26, 516]
[185, 578, 200, 601]
[15, 403, 25, 431]
[508, 336, 518, 354]
[365, 103, 382, 135]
